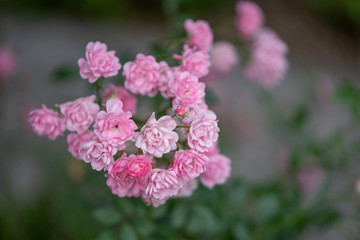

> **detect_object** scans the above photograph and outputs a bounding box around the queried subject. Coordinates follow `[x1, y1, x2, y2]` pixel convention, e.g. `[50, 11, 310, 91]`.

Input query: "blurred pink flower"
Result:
[235, 1, 264, 39]
[201, 153, 231, 189]
[171, 149, 209, 181]
[94, 98, 137, 149]
[297, 166, 324, 199]
[210, 41, 239, 75]
[57, 95, 99, 133]
[78, 41, 121, 83]
[67, 131, 95, 160]
[184, 19, 213, 52]
[0, 47, 17, 81]
[187, 110, 219, 153]
[245, 29, 288, 88]
[143, 168, 182, 207]
[28, 105, 66, 140]
[123, 54, 159, 97]
[175, 179, 198, 197]
[79, 138, 117, 171]
[135, 112, 179, 158]
[102, 84, 137, 115]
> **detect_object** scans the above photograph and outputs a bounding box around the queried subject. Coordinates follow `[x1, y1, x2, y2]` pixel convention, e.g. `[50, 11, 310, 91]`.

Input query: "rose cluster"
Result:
[235, 0, 289, 88]
[28, 19, 231, 207]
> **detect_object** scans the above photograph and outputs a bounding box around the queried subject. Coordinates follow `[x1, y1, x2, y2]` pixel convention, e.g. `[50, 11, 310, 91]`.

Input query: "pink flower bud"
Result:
[176, 106, 187, 116]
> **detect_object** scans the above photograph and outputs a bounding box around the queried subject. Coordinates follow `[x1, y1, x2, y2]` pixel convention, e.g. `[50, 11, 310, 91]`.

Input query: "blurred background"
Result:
[1, 0, 360, 239]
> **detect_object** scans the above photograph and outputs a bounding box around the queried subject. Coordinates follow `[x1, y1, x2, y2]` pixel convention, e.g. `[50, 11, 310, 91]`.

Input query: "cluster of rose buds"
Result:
[236, 0, 289, 88]
[28, 18, 231, 207]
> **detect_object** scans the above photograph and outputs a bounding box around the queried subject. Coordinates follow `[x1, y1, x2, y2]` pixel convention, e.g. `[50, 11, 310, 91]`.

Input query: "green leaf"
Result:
[96, 230, 116, 240]
[53, 64, 78, 83]
[255, 194, 280, 220]
[118, 223, 138, 240]
[93, 207, 121, 226]
[205, 87, 218, 106]
[186, 205, 218, 235]
[170, 204, 188, 229]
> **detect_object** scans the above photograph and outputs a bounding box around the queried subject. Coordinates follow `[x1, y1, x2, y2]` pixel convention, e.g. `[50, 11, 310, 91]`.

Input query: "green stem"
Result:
[176, 125, 190, 129]
[95, 79, 103, 106]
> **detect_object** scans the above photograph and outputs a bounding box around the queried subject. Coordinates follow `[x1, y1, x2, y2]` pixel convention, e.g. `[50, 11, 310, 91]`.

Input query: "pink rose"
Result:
[127, 154, 152, 178]
[143, 168, 182, 207]
[106, 154, 151, 197]
[175, 179, 198, 198]
[172, 71, 205, 109]
[245, 29, 288, 88]
[157, 61, 176, 99]
[235, 1, 264, 38]
[174, 45, 211, 78]
[201, 153, 231, 189]
[0, 47, 17, 81]
[106, 174, 147, 198]
[123, 54, 160, 97]
[79, 138, 117, 171]
[187, 110, 219, 153]
[57, 95, 99, 133]
[102, 84, 137, 115]
[210, 41, 239, 75]
[184, 19, 213, 52]
[67, 131, 95, 159]
[28, 105, 66, 140]
[78, 41, 121, 83]
[181, 100, 208, 125]
[171, 149, 209, 181]
[94, 98, 137, 149]
[135, 112, 179, 158]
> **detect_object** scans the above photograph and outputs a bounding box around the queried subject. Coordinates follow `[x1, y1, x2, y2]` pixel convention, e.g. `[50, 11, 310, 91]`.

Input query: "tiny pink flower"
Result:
[94, 98, 137, 149]
[201, 153, 231, 189]
[171, 149, 209, 181]
[135, 112, 179, 158]
[143, 168, 182, 207]
[57, 95, 99, 133]
[210, 41, 239, 75]
[106, 154, 151, 197]
[245, 29, 288, 88]
[0, 47, 17, 81]
[102, 84, 137, 115]
[174, 45, 211, 78]
[28, 105, 66, 140]
[235, 1, 264, 39]
[184, 19, 213, 52]
[172, 71, 205, 109]
[187, 110, 219, 153]
[79, 138, 117, 171]
[123, 54, 160, 97]
[157, 61, 176, 99]
[67, 131, 95, 159]
[78, 41, 121, 83]
[175, 179, 198, 198]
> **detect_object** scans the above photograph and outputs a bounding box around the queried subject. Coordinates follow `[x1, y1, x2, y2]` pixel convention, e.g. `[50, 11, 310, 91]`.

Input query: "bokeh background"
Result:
[1, 0, 360, 239]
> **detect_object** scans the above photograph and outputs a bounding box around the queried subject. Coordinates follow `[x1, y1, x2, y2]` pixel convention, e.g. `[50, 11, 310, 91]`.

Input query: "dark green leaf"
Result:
[93, 207, 121, 226]
[118, 224, 138, 240]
